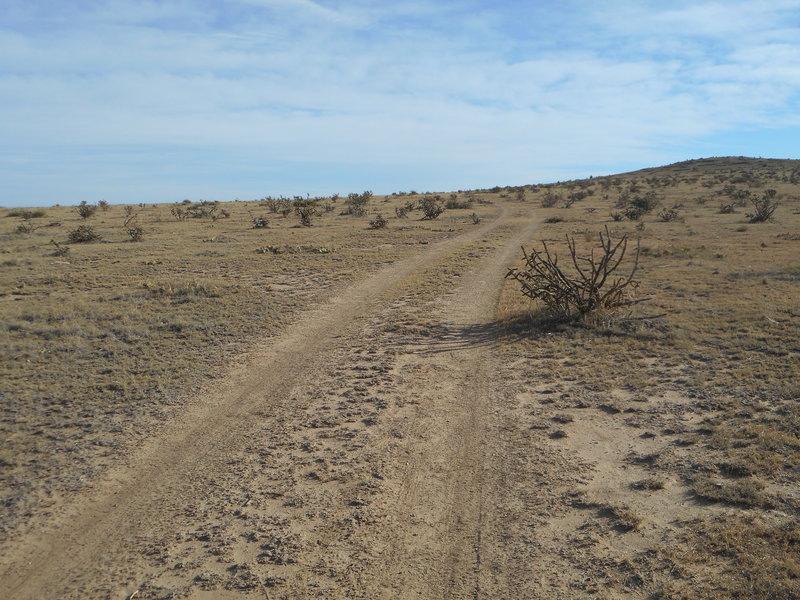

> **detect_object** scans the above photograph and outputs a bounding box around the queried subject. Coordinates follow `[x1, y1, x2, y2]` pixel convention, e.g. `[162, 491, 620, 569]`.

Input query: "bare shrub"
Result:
[719, 203, 736, 214]
[505, 227, 646, 324]
[126, 224, 145, 241]
[748, 190, 779, 223]
[295, 203, 317, 226]
[369, 214, 388, 229]
[344, 191, 373, 217]
[8, 209, 46, 219]
[76, 201, 97, 219]
[98, 200, 110, 211]
[541, 190, 561, 207]
[419, 196, 444, 219]
[470, 212, 482, 225]
[14, 221, 40, 234]
[658, 207, 682, 222]
[67, 225, 102, 243]
[621, 191, 660, 220]
[49, 239, 70, 256]
[445, 194, 473, 209]
[395, 205, 408, 218]
[120, 210, 145, 241]
[251, 215, 270, 229]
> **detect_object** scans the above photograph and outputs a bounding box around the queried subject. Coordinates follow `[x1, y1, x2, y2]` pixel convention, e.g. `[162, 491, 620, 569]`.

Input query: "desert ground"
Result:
[1, 157, 799, 599]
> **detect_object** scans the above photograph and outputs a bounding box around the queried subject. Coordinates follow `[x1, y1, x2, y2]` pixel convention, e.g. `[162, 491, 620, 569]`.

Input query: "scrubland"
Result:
[1, 157, 799, 599]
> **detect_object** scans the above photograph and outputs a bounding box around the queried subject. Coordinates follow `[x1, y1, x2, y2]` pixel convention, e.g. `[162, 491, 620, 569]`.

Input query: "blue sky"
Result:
[2, 0, 799, 207]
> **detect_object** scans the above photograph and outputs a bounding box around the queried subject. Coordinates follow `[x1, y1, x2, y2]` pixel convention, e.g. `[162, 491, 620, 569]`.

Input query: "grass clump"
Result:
[692, 476, 765, 507]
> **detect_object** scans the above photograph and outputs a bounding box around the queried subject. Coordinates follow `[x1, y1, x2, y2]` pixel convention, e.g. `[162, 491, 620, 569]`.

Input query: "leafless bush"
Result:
[658, 207, 682, 222]
[719, 203, 736, 214]
[251, 214, 270, 229]
[369, 214, 388, 229]
[67, 225, 102, 243]
[98, 200, 110, 211]
[620, 191, 660, 220]
[76, 201, 97, 219]
[420, 196, 444, 219]
[470, 212, 481, 224]
[295, 203, 317, 226]
[747, 189, 779, 223]
[344, 191, 373, 216]
[541, 190, 561, 207]
[49, 239, 70, 256]
[123, 212, 145, 241]
[126, 224, 145, 241]
[505, 227, 647, 324]
[395, 205, 409, 218]
[445, 194, 473, 209]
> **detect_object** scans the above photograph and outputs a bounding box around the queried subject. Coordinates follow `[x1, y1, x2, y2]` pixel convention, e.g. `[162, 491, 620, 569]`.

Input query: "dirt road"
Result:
[1, 205, 553, 599]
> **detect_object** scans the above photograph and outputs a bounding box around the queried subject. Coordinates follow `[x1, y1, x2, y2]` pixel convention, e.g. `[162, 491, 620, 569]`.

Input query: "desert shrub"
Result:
[395, 205, 409, 218]
[621, 191, 660, 220]
[470, 213, 481, 224]
[14, 222, 37, 234]
[658, 207, 682, 222]
[419, 196, 444, 219]
[295, 204, 317, 226]
[748, 190, 779, 223]
[8, 209, 46, 219]
[719, 203, 736, 214]
[369, 214, 388, 229]
[544, 216, 564, 223]
[610, 212, 624, 222]
[445, 194, 473, 209]
[251, 215, 269, 229]
[344, 191, 373, 217]
[67, 225, 102, 243]
[49, 239, 70, 256]
[76, 201, 97, 219]
[262, 198, 280, 213]
[276, 199, 292, 217]
[505, 227, 646, 324]
[564, 190, 588, 207]
[126, 224, 145, 241]
[541, 190, 561, 207]
[98, 200, 110, 211]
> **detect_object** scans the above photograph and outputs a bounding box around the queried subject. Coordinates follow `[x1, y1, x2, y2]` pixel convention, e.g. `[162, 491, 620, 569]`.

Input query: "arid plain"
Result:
[1, 157, 799, 599]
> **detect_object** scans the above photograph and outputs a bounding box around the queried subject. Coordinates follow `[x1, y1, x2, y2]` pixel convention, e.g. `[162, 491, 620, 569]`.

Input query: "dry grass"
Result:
[2, 158, 799, 596]
[497, 157, 800, 598]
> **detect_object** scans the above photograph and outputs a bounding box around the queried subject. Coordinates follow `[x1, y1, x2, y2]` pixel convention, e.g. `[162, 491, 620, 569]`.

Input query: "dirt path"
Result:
[1, 205, 544, 599]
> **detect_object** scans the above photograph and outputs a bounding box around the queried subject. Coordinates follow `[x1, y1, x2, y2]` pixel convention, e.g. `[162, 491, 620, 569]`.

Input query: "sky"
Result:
[2, 0, 800, 207]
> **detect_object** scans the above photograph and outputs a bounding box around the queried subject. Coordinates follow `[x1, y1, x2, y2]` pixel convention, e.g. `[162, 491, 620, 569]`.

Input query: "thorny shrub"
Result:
[505, 227, 647, 325]
[748, 189, 779, 223]
[419, 196, 444, 220]
[67, 225, 102, 243]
